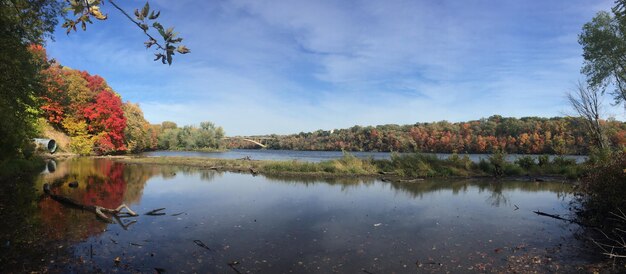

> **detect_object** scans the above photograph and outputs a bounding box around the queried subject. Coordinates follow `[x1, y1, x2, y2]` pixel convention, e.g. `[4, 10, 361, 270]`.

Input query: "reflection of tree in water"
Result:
[263, 174, 377, 193]
[35, 159, 227, 243]
[38, 159, 128, 241]
[35, 159, 181, 241]
[261, 175, 572, 204]
[485, 182, 509, 207]
[0, 172, 75, 272]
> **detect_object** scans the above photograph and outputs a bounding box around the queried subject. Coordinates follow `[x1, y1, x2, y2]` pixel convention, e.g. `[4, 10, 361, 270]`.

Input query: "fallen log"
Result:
[43, 183, 138, 223]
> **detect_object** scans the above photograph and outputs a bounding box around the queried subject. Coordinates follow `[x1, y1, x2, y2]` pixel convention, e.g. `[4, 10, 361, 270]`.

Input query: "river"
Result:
[141, 149, 588, 163]
[0, 157, 597, 272]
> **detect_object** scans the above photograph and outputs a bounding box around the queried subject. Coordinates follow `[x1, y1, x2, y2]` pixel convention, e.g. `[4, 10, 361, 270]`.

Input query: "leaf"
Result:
[167, 52, 172, 65]
[142, 2, 150, 18]
[176, 45, 190, 54]
[134, 9, 141, 20]
[140, 24, 149, 31]
[88, 6, 108, 20]
[145, 39, 156, 48]
[149, 10, 160, 20]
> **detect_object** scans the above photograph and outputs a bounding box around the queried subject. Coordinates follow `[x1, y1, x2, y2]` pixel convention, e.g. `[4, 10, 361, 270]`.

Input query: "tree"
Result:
[63, 116, 94, 155]
[83, 89, 127, 154]
[568, 83, 609, 150]
[0, 1, 62, 160]
[579, 7, 626, 107]
[122, 102, 152, 153]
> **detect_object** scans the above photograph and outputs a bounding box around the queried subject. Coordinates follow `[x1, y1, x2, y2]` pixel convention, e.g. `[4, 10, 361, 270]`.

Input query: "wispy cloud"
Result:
[46, 0, 623, 135]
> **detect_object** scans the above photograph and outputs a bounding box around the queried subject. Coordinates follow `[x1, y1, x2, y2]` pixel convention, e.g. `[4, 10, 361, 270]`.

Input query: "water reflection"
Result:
[21, 158, 584, 272]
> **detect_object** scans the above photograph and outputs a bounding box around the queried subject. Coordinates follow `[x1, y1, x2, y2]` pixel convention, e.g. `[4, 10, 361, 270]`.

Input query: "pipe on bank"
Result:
[33, 138, 57, 154]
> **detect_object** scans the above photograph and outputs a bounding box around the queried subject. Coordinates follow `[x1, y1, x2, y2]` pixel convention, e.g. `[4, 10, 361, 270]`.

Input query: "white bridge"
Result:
[222, 136, 274, 148]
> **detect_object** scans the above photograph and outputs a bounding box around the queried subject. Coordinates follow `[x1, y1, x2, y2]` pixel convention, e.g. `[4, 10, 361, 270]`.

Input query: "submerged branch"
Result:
[43, 183, 138, 223]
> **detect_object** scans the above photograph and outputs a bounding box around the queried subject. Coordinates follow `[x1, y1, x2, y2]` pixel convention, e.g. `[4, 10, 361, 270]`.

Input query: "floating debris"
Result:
[193, 240, 211, 250]
[145, 208, 166, 216]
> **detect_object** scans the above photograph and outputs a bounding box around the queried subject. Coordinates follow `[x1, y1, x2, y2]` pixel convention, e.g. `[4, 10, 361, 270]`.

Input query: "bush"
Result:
[551, 156, 576, 166]
[515, 156, 536, 170]
[537, 155, 550, 167]
[579, 150, 626, 220]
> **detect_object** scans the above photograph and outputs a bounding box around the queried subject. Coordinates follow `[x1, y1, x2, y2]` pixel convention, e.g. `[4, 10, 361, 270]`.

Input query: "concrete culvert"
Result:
[33, 138, 57, 154]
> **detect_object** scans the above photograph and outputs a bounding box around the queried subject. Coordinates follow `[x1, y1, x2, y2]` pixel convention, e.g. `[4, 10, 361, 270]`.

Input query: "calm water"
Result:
[2, 158, 593, 272]
[142, 149, 588, 163]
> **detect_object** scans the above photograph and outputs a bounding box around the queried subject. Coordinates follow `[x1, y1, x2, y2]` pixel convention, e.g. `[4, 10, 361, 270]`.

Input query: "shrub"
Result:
[537, 155, 550, 167]
[579, 150, 626, 220]
[515, 156, 536, 170]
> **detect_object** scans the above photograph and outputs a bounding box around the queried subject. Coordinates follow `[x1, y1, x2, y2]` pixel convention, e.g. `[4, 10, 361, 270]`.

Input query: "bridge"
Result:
[222, 136, 274, 148]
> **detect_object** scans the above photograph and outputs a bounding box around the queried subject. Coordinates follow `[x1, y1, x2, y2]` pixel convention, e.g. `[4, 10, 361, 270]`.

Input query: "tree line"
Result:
[229, 116, 626, 154]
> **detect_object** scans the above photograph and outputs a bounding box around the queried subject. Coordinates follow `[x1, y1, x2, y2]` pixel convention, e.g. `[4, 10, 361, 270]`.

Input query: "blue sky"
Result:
[46, 0, 623, 135]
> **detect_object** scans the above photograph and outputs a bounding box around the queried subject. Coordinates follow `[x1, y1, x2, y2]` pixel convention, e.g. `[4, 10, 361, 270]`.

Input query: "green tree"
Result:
[0, 1, 62, 160]
[579, 5, 626, 107]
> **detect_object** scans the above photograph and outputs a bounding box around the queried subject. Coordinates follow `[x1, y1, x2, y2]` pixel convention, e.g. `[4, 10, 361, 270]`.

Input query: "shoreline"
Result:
[112, 156, 577, 183]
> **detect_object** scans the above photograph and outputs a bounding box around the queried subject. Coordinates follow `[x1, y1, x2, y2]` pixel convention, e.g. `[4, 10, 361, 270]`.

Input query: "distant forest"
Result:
[228, 116, 626, 154]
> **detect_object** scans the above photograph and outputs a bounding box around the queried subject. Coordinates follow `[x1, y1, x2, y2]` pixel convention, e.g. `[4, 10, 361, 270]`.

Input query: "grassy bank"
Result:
[116, 151, 584, 180]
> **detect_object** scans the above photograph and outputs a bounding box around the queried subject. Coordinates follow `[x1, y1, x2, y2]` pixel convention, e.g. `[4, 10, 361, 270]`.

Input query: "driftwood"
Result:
[43, 183, 138, 224]
[145, 208, 166, 216]
[532, 210, 587, 226]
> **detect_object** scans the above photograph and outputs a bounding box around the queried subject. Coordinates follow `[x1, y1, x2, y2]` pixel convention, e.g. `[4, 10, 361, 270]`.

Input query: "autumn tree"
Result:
[83, 89, 127, 154]
[1, 0, 189, 160]
[122, 102, 153, 153]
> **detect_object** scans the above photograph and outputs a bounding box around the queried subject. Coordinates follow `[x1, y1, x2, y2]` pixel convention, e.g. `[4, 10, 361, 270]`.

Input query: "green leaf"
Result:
[152, 22, 164, 31]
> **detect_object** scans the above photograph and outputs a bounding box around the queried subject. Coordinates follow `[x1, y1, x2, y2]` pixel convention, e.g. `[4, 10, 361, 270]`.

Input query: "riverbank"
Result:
[114, 152, 583, 182]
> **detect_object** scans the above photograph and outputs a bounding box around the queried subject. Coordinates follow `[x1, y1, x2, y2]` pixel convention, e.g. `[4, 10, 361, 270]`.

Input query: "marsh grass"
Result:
[374, 152, 476, 177]
[119, 151, 585, 179]
[262, 151, 377, 175]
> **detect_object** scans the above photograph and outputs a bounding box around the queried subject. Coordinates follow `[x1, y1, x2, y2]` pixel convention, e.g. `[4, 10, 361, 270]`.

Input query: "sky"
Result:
[46, 0, 624, 135]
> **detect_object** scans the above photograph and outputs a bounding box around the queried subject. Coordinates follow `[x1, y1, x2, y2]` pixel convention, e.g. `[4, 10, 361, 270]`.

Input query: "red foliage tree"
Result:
[29, 45, 70, 127]
[79, 71, 108, 94]
[83, 89, 127, 154]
